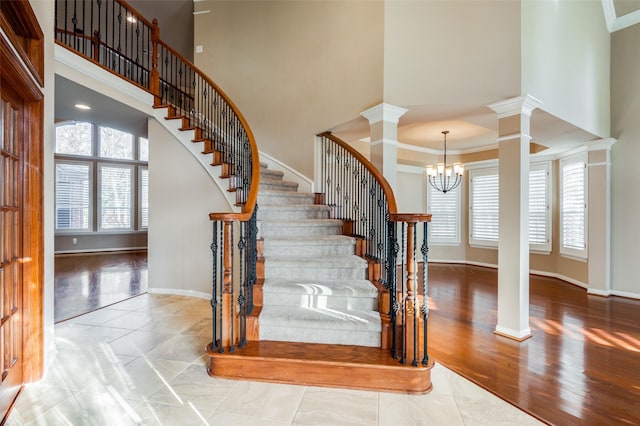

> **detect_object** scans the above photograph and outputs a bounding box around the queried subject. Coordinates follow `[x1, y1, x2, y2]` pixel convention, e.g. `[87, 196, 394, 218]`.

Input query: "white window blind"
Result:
[470, 169, 499, 246]
[140, 168, 149, 228]
[561, 159, 586, 256]
[529, 164, 550, 251]
[55, 162, 91, 230]
[428, 184, 459, 244]
[99, 164, 133, 230]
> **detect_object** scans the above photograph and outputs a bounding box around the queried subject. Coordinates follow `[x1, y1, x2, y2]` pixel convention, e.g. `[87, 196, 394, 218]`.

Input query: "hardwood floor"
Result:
[54, 251, 148, 322]
[427, 263, 640, 425]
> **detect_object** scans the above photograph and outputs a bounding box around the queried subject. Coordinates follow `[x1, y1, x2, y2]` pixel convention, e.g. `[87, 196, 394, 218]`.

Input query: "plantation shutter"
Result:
[428, 184, 459, 244]
[562, 161, 586, 251]
[529, 167, 548, 246]
[470, 172, 499, 242]
[55, 162, 91, 230]
[140, 168, 149, 228]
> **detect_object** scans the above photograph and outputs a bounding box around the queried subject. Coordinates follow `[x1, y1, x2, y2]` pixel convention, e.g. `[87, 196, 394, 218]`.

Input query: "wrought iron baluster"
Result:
[422, 221, 429, 365]
[400, 222, 406, 364]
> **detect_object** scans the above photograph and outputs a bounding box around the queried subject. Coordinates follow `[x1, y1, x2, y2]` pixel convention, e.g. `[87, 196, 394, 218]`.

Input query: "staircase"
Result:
[256, 163, 381, 346]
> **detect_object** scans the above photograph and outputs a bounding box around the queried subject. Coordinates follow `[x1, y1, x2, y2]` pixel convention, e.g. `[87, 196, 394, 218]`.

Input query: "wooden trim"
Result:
[389, 212, 432, 223]
[319, 131, 398, 214]
[0, 0, 44, 85]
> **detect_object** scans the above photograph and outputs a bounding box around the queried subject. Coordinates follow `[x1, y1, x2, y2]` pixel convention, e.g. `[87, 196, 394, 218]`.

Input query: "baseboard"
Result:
[54, 247, 148, 255]
[610, 289, 640, 300]
[147, 287, 210, 300]
[529, 269, 588, 289]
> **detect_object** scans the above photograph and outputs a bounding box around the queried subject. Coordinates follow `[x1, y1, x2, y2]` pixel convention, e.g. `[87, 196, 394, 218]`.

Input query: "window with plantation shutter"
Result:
[529, 162, 551, 252]
[469, 168, 499, 247]
[139, 167, 149, 228]
[99, 164, 133, 230]
[427, 183, 460, 245]
[469, 163, 552, 250]
[55, 162, 92, 230]
[560, 155, 587, 259]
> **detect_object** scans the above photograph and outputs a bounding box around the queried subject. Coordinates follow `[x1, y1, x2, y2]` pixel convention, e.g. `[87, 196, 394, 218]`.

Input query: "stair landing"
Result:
[207, 340, 434, 394]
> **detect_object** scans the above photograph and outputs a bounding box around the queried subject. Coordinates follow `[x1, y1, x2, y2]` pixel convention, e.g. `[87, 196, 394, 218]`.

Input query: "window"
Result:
[427, 183, 460, 245]
[100, 126, 134, 159]
[529, 162, 551, 252]
[54, 122, 148, 234]
[560, 155, 587, 259]
[55, 122, 92, 156]
[139, 167, 149, 228]
[99, 164, 133, 230]
[469, 163, 552, 251]
[55, 162, 92, 230]
[469, 168, 499, 247]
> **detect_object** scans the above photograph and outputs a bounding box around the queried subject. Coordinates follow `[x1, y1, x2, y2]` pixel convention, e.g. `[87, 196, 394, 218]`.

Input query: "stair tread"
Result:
[262, 219, 342, 226]
[259, 204, 329, 211]
[265, 255, 367, 267]
[259, 189, 314, 196]
[259, 305, 381, 331]
[263, 278, 377, 297]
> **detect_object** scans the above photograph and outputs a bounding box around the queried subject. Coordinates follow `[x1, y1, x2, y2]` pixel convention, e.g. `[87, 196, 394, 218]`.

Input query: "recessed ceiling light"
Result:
[127, 16, 137, 23]
[74, 104, 91, 110]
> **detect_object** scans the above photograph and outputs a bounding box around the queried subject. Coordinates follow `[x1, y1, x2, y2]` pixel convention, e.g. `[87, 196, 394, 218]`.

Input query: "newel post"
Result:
[92, 30, 100, 62]
[150, 18, 161, 105]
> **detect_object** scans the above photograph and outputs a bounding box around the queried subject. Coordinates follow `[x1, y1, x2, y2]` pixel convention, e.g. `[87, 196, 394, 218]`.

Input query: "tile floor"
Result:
[8, 294, 543, 425]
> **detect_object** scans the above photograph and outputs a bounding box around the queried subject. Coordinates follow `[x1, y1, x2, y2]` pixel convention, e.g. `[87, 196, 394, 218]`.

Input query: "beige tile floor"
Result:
[7, 294, 543, 425]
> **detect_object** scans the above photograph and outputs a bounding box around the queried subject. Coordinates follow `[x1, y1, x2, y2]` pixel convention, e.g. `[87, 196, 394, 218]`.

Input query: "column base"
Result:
[494, 325, 532, 342]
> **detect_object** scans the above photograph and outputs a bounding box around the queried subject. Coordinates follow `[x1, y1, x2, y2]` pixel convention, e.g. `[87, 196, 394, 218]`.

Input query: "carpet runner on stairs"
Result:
[257, 163, 381, 347]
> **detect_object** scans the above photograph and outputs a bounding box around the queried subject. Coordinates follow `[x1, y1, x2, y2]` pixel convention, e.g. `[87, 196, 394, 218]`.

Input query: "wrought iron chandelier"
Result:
[426, 130, 464, 194]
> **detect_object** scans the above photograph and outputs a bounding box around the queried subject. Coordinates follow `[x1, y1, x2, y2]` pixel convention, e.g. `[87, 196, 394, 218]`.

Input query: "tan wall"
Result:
[611, 24, 640, 296]
[521, 0, 610, 138]
[193, 1, 384, 179]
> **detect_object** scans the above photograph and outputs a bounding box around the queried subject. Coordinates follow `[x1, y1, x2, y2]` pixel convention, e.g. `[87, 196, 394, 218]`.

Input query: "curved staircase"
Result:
[257, 163, 381, 347]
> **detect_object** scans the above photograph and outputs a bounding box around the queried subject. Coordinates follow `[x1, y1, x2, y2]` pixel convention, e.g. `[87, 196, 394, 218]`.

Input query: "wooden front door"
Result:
[0, 79, 26, 419]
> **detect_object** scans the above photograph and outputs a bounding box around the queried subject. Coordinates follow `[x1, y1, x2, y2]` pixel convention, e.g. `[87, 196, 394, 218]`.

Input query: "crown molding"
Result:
[585, 138, 617, 151]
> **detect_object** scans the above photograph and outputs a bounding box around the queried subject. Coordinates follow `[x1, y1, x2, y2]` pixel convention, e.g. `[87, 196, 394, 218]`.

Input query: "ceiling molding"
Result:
[602, 0, 640, 32]
[487, 94, 543, 119]
[360, 103, 408, 125]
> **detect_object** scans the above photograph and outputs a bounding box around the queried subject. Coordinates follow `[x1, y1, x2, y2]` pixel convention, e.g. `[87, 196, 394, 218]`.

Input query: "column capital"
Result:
[360, 102, 408, 125]
[488, 94, 542, 119]
[586, 138, 617, 152]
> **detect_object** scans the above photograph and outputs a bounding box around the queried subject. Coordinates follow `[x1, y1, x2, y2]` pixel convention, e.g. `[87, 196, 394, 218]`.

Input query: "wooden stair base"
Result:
[207, 340, 434, 394]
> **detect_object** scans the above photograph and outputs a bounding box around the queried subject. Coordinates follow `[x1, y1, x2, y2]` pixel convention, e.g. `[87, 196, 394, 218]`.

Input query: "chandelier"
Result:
[426, 130, 464, 194]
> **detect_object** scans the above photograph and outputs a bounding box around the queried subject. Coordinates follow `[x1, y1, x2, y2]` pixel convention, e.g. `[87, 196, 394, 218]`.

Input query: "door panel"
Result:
[0, 85, 24, 418]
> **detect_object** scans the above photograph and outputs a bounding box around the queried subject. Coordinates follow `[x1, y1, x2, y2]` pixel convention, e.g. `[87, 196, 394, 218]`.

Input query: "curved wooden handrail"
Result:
[116, 0, 155, 29]
[155, 40, 260, 222]
[319, 131, 398, 214]
[389, 213, 432, 223]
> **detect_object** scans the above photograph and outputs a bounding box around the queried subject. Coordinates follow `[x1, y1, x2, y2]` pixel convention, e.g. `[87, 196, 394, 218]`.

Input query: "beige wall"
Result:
[148, 119, 229, 296]
[521, 0, 610, 138]
[193, 0, 384, 179]
[383, 0, 520, 106]
[611, 24, 640, 296]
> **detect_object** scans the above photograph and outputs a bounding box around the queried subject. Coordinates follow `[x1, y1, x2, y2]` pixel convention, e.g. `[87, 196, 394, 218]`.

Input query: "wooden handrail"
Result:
[320, 131, 398, 214]
[155, 40, 260, 221]
[114, 0, 154, 29]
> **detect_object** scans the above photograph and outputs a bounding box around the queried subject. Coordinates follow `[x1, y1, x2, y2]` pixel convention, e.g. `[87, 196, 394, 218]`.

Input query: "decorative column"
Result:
[360, 103, 408, 193]
[586, 139, 616, 296]
[488, 95, 542, 341]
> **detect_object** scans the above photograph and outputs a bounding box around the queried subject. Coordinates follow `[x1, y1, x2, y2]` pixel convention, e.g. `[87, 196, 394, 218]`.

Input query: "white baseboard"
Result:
[147, 287, 211, 300]
[529, 269, 588, 289]
[587, 288, 612, 297]
[55, 247, 148, 255]
[611, 289, 640, 300]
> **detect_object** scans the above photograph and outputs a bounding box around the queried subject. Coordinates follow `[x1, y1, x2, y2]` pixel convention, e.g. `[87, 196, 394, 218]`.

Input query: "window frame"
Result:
[139, 166, 149, 229]
[559, 153, 588, 260]
[426, 179, 461, 245]
[98, 163, 135, 232]
[529, 161, 552, 254]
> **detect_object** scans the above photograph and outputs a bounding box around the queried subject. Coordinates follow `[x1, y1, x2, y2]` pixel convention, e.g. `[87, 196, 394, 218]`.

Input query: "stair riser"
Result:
[259, 326, 380, 347]
[263, 293, 377, 311]
[260, 171, 284, 180]
[258, 195, 316, 205]
[259, 182, 298, 192]
[260, 225, 342, 237]
[263, 244, 354, 257]
[265, 266, 368, 281]
[258, 210, 329, 221]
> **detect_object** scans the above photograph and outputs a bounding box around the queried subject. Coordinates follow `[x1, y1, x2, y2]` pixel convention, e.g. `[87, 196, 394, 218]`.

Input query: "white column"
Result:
[488, 95, 541, 341]
[360, 103, 408, 193]
[585, 138, 616, 296]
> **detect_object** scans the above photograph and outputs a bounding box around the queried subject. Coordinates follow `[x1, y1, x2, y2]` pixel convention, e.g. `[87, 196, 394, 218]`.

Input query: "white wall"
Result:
[611, 23, 640, 297]
[148, 119, 229, 297]
[521, 0, 610, 138]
